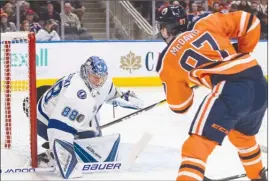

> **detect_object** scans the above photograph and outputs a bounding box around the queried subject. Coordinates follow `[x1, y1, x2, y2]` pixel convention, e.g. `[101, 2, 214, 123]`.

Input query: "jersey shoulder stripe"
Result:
[156, 42, 172, 73]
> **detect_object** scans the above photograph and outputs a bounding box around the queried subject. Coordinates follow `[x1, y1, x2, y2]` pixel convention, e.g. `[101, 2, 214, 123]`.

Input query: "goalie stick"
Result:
[100, 85, 199, 129]
[39, 99, 167, 150]
[100, 99, 167, 129]
[1, 132, 152, 175]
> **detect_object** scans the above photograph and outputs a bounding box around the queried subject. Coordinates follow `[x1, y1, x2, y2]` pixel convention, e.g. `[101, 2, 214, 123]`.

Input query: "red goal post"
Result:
[1, 32, 37, 167]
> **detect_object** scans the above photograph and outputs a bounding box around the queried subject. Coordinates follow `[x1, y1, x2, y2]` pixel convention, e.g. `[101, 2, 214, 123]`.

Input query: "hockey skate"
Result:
[252, 168, 268, 181]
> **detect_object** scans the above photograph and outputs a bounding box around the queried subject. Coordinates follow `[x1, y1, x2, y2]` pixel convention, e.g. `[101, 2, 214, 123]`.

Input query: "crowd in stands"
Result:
[1, 0, 267, 40]
[133, 0, 268, 39]
[0, 0, 92, 40]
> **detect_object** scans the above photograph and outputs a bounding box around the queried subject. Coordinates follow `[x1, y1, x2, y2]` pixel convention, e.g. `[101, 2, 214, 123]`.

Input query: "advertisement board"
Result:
[1, 41, 267, 87]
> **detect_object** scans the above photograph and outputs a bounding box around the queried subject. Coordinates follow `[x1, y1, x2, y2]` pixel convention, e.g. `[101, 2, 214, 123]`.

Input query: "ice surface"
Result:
[1, 87, 267, 180]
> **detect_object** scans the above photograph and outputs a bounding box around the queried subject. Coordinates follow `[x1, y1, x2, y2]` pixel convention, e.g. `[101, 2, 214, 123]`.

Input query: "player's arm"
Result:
[158, 51, 194, 114]
[219, 11, 260, 53]
[163, 80, 194, 114]
[105, 82, 144, 110]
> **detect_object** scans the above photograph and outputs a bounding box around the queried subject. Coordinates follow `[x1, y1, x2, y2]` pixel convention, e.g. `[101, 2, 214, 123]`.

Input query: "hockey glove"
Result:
[107, 90, 144, 110]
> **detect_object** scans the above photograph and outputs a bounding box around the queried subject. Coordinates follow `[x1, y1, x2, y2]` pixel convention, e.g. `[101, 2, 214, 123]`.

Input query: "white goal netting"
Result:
[1, 32, 37, 167]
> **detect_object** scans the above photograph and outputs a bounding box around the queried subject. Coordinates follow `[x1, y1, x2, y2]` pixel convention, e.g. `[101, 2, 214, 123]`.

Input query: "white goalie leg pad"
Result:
[74, 133, 120, 163]
[53, 139, 83, 179]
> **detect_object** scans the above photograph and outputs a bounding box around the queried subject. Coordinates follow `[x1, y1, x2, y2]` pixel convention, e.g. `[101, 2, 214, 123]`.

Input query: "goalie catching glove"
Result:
[107, 90, 144, 110]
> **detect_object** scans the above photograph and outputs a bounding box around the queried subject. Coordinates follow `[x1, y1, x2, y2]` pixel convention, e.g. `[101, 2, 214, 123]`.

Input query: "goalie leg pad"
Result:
[74, 133, 121, 163]
[53, 139, 83, 179]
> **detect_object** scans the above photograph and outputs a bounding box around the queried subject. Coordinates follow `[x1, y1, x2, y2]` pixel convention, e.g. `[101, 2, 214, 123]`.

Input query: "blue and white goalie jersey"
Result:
[37, 72, 118, 140]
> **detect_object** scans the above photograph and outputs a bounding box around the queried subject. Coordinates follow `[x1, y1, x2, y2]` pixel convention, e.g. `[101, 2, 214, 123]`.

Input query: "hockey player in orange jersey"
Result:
[156, 5, 267, 181]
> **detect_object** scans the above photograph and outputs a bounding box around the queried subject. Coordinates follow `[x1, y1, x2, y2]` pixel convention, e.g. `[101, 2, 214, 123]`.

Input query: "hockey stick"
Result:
[260, 145, 268, 153]
[39, 99, 165, 149]
[204, 168, 268, 181]
[100, 99, 167, 129]
[204, 174, 247, 181]
[1, 132, 152, 175]
[100, 85, 200, 129]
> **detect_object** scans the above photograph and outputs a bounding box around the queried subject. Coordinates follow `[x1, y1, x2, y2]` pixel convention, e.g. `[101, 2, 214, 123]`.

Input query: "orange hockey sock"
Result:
[177, 135, 217, 181]
[228, 130, 264, 180]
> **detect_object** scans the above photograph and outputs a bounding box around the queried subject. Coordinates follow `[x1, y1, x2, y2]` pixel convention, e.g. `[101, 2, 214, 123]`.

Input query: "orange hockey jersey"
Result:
[157, 11, 261, 113]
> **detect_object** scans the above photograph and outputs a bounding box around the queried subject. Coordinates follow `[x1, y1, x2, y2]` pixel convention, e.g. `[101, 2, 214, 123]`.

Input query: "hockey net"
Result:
[1, 32, 37, 168]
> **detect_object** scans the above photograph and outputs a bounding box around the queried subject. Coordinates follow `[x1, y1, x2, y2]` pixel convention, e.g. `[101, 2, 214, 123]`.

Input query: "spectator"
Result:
[229, 3, 239, 12]
[219, 2, 230, 13]
[36, 19, 60, 41]
[237, 0, 252, 12]
[25, 9, 42, 33]
[197, 1, 206, 12]
[31, 1, 47, 14]
[21, 20, 30, 31]
[173, 1, 180, 6]
[0, 12, 16, 32]
[61, 2, 81, 31]
[158, 1, 170, 12]
[251, 1, 263, 18]
[6, 0, 16, 7]
[1, 0, 22, 12]
[231, 0, 241, 5]
[211, 1, 228, 13]
[20, 2, 39, 23]
[8, 0, 25, 7]
[70, 0, 86, 22]
[185, 0, 191, 12]
[212, 2, 221, 12]
[40, 1, 61, 24]
[20, 1, 31, 22]
[259, 0, 267, 14]
[260, 13, 267, 39]
[188, 2, 204, 23]
[3, 3, 16, 23]
[251, 1, 259, 10]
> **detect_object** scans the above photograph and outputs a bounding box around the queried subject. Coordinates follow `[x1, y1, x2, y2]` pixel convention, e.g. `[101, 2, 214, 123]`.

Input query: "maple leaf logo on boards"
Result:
[120, 51, 142, 74]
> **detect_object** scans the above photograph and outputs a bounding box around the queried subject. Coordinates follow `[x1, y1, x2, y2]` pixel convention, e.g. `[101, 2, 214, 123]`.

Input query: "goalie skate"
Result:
[37, 150, 54, 168]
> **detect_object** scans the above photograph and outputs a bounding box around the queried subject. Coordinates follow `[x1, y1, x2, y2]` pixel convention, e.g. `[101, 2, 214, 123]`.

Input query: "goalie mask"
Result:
[80, 56, 108, 89]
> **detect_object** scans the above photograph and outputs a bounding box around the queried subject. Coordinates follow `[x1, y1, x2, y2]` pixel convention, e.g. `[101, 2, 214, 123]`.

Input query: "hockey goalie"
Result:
[32, 56, 143, 179]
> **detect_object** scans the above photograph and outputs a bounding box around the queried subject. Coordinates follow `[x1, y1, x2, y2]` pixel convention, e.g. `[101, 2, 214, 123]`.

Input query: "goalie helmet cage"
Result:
[1, 32, 37, 167]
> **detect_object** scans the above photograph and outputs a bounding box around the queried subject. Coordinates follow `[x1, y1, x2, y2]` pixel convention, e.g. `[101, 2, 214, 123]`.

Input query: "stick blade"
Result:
[123, 132, 153, 169]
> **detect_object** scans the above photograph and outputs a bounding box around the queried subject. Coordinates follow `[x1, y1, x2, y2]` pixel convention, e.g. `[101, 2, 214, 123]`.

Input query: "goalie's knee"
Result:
[177, 135, 217, 181]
